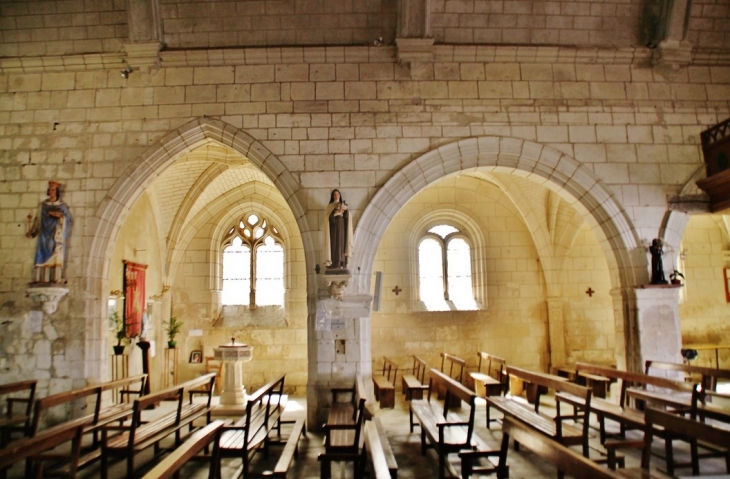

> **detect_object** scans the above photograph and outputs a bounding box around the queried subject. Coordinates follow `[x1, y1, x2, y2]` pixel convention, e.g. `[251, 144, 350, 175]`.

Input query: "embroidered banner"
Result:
[123, 260, 147, 337]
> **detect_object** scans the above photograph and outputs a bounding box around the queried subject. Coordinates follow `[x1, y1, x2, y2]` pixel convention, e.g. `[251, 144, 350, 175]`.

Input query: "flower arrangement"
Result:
[669, 270, 684, 285]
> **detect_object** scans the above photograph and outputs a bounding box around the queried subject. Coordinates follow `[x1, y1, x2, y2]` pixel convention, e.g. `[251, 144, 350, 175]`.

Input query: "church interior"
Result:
[1, 0, 730, 477]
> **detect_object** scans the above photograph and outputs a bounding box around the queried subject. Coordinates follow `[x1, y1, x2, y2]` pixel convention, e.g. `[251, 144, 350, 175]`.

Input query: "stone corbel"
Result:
[323, 273, 351, 300]
[123, 42, 162, 72]
[27, 286, 69, 315]
[652, 40, 693, 71]
[396, 37, 435, 68]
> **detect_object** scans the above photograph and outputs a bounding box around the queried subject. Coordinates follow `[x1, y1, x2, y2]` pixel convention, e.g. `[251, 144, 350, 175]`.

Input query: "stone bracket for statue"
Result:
[214, 338, 253, 406]
[324, 272, 350, 300]
[26, 285, 69, 315]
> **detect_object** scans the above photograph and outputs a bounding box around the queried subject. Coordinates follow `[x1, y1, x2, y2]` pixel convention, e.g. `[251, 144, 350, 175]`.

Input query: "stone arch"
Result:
[85, 118, 311, 378]
[351, 136, 643, 294]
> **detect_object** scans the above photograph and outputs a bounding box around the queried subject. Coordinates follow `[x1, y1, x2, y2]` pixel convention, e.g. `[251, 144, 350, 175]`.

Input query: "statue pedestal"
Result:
[213, 341, 253, 406]
[26, 286, 69, 314]
[323, 272, 351, 300]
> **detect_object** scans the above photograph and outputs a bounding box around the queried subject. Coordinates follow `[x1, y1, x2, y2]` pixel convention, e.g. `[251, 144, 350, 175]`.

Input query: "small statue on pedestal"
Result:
[649, 238, 668, 285]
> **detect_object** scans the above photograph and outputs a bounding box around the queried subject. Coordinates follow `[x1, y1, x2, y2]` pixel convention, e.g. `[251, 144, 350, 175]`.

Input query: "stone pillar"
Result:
[396, 0, 434, 67]
[306, 293, 373, 430]
[546, 298, 566, 369]
[610, 287, 632, 371]
[634, 285, 683, 367]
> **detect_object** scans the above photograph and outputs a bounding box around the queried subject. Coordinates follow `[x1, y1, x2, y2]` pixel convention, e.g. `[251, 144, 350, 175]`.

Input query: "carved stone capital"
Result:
[123, 41, 162, 71]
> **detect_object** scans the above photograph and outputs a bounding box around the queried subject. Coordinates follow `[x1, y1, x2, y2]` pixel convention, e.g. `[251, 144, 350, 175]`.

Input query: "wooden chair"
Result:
[188, 356, 223, 402]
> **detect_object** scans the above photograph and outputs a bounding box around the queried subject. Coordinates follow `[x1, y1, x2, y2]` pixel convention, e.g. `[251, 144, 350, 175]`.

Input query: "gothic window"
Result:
[418, 224, 477, 311]
[222, 214, 284, 307]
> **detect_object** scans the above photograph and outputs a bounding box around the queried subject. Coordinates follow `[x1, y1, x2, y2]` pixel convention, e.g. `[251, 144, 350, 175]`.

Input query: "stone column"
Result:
[306, 292, 373, 430]
[546, 298, 566, 369]
[633, 285, 683, 367]
[396, 0, 434, 67]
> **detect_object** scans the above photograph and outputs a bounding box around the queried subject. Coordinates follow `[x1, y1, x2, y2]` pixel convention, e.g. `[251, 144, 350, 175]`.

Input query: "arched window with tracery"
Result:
[418, 224, 477, 311]
[222, 213, 284, 307]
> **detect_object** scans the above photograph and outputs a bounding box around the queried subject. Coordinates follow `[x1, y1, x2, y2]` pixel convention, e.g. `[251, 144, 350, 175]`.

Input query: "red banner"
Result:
[123, 261, 147, 337]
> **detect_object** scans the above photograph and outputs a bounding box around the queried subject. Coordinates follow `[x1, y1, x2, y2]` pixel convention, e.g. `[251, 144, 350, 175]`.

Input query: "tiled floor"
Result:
[6, 392, 730, 478]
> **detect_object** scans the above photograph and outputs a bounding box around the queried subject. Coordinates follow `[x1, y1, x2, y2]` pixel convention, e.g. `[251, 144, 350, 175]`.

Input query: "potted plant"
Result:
[670, 270, 684, 285]
[163, 316, 183, 349]
[110, 310, 128, 355]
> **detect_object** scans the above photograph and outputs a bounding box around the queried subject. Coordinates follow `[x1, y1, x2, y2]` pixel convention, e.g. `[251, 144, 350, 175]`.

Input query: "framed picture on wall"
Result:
[190, 351, 203, 363]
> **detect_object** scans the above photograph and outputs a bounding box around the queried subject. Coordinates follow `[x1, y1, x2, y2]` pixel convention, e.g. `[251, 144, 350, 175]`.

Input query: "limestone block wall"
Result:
[560, 224, 615, 366]
[0, 0, 128, 57]
[161, 0, 398, 49]
[679, 215, 730, 368]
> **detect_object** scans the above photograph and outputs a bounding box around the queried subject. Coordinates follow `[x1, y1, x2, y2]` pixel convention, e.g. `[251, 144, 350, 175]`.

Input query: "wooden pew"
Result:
[468, 352, 507, 428]
[487, 366, 594, 459]
[409, 368, 494, 479]
[217, 375, 290, 477]
[100, 372, 216, 479]
[27, 374, 147, 475]
[439, 352, 466, 407]
[401, 356, 429, 401]
[0, 417, 86, 479]
[373, 357, 398, 409]
[490, 416, 621, 479]
[140, 420, 225, 479]
[363, 418, 397, 479]
[552, 365, 612, 399]
[605, 408, 730, 478]
[568, 363, 697, 444]
[318, 374, 368, 478]
[0, 379, 37, 446]
[645, 359, 730, 392]
[316, 417, 396, 479]
[260, 418, 306, 478]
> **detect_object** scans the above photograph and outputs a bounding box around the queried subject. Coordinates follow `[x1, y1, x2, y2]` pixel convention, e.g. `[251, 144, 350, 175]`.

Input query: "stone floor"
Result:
[6, 392, 730, 478]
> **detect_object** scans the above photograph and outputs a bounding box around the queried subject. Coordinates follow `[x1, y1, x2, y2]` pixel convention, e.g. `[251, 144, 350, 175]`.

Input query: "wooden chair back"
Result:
[380, 357, 399, 383]
[412, 356, 428, 383]
[440, 352, 465, 383]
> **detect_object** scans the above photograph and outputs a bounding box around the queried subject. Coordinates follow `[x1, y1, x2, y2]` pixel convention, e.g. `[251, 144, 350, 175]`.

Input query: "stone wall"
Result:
[679, 215, 730, 368]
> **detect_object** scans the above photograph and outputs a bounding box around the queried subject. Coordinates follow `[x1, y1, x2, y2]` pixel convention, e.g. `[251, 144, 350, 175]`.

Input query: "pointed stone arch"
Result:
[84, 118, 311, 378]
[351, 136, 643, 293]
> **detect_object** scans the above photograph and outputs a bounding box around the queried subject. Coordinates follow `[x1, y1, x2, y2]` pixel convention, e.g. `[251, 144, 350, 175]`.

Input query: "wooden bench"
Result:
[260, 418, 306, 478]
[0, 417, 86, 479]
[0, 379, 37, 447]
[439, 352, 466, 408]
[318, 375, 369, 478]
[410, 368, 495, 479]
[555, 364, 613, 399]
[100, 372, 216, 479]
[567, 362, 697, 445]
[645, 359, 730, 392]
[28, 374, 147, 475]
[362, 418, 398, 479]
[401, 355, 429, 401]
[602, 407, 730, 478]
[217, 375, 292, 477]
[488, 416, 621, 479]
[373, 357, 398, 409]
[140, 419, 226, 479]
[487, 366, 593, 458]
[468, 352, 507, 428]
